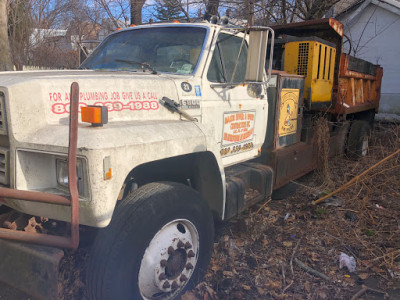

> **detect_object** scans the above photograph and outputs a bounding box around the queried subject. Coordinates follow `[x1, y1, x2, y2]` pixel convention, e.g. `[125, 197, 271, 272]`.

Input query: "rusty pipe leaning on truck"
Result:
[0, 82, 80, 250]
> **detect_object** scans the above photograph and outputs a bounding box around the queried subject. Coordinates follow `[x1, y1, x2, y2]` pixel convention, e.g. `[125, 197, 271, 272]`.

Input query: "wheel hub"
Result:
[138, 219, 199, 299]
[361, 136, 368, 156]
[165, 248, 187, 279]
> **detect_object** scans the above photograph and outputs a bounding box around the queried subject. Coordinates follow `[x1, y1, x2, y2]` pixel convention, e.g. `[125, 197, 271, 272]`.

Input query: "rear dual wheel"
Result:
[87, 182, 214, 300]
[347, 120, 371, 159]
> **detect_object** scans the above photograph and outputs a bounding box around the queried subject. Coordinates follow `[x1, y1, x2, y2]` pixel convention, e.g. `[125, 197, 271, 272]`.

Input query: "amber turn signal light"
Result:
[81, 106, 108, 127]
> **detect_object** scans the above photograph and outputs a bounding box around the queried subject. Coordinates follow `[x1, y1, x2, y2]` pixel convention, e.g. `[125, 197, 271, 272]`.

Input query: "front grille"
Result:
[0, 147, 9, 185]
[0, 94, 7, 135]
[297, 43, 309, 76]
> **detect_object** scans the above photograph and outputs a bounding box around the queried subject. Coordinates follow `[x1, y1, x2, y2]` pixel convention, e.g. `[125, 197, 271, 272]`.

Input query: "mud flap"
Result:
[0, 240, 64, 300]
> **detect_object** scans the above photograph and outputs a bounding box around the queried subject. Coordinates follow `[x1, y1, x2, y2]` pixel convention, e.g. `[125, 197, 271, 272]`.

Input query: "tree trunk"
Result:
[130, 0, 146, 25]
[204, 0, 219, 21]
[249, 0, 254, 26]
[244, 0, 254, 26]
[0, 0, 12, 71]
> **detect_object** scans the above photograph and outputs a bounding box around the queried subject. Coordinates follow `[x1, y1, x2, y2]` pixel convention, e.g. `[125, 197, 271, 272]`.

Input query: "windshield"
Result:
[81, 26, 207, 75]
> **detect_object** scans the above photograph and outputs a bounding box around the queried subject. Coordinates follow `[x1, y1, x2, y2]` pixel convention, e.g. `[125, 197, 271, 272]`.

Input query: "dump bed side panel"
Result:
[334, 53, 383, 114]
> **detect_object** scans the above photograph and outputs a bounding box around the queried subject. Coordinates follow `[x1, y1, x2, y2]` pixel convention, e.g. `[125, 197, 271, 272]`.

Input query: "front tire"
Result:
[87, 182, 214, 300]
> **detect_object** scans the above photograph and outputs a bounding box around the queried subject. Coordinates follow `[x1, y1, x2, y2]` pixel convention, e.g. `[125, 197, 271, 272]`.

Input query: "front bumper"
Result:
[0, 239, 64, 299]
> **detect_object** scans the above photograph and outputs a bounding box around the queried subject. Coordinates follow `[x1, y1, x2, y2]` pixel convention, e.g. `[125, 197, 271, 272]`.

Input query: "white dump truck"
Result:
[0, 18, 382, 299]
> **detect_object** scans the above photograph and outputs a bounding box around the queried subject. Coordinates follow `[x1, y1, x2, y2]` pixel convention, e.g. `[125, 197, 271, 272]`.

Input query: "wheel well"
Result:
[121, 152, 224, 220]
[350, 109, 376, 127]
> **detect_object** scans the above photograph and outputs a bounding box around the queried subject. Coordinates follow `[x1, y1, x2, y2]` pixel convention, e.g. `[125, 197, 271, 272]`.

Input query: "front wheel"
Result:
[87, 182, 214, 300]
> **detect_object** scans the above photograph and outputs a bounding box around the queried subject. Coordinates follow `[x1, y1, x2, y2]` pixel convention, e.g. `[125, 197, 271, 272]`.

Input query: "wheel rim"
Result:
[138, 219, 199, 300]
[361, 135, 368, 156]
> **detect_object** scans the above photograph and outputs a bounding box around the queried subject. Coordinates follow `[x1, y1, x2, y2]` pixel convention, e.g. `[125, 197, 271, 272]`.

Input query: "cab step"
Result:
[224, 163, 274, 219]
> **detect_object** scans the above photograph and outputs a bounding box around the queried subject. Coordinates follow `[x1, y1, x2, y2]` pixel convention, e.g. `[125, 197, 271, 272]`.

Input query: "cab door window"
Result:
[207, 33, 248, 83]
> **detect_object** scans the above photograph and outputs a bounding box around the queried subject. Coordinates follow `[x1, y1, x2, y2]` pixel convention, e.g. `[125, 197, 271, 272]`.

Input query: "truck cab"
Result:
[1, 22, 277, 226]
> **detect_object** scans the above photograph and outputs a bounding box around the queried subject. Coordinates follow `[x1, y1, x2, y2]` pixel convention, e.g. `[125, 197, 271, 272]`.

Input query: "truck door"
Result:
[201, 32, 268, 166]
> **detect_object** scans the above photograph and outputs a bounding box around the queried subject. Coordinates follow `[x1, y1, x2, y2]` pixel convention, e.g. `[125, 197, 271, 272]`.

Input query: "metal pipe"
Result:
[0, 188, 70, 205]
[68, 82, 80, 250]
[0, 82, 80, 250]
[0, 228, 72, 248]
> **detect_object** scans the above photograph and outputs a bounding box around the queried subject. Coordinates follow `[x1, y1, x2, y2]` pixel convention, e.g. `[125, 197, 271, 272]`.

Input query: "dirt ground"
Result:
[0, 283, 31, 300]
[1, 122, 399, 300]
[182, 122, 400, 300]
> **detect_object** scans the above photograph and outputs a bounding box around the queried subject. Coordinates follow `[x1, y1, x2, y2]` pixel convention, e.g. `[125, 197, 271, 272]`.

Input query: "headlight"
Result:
[56, 158, 87, 197]
[16, 150, 90, 200]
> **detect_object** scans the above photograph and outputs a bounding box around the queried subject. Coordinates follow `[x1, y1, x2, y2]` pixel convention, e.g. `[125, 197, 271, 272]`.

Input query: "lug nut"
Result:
[168, 246, 175, 255]
[184, 241, 192, 249]
[171, 281, 179, 289]
[160, 259, 168, 267]
[186, 263, 193, 270]
[162, 281, 170, 289]
[180, 274, 188, 282]
[177, 240, 184, 248]
[187, 250, 195, 258]
[158, 273, 167, 280]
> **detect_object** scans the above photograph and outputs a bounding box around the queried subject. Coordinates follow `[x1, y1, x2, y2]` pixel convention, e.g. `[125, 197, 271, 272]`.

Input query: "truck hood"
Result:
[0, 70, 181, 143]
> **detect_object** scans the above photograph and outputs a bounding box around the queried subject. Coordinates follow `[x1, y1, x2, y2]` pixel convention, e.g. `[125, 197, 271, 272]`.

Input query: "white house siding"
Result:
[338, 2, 400, 114]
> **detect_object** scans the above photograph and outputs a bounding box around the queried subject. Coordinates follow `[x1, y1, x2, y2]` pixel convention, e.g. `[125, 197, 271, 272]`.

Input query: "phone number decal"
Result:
[220, 142, 254, 157]
[51, 101, 159, 114]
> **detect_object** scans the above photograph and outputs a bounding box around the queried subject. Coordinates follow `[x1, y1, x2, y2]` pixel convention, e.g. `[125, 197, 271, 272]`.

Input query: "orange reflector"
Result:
[103, 156, 112, 180]
[105, 168, 112, 180]
[130, 24, 136, 27]
[116, 27, 122, 31]
[173, 20, 180, 23]
[81, 106, 108, 126]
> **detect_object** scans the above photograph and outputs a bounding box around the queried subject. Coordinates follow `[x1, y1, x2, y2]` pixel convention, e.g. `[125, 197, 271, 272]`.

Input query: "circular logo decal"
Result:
[181, 82, 192, 93]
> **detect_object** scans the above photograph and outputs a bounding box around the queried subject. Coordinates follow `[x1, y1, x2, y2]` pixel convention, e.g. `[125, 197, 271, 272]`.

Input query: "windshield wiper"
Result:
[114, 59, 157, 74]
[159, 97, 197, 122]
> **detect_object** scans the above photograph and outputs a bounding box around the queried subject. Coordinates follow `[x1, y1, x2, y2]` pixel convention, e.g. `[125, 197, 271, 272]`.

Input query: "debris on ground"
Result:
[339, 252, 357, 273]
[186, 122, 400, 299]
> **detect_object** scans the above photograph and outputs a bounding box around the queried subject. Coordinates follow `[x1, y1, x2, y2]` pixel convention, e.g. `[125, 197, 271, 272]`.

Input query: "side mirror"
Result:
[245, 27, 274, 83]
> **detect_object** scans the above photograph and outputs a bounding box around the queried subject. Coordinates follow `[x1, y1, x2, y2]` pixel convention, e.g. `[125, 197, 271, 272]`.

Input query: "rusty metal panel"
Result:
[273, 142, 316, 189]
[0, 240, 63, 300]
[348, 55, 377, 76]
[333, 53, 383, 115]
[260, 71, 305, 186]
[272, 18, 343, 38]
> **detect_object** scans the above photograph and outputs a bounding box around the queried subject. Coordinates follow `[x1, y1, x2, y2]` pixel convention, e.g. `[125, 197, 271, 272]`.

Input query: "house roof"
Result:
[336, 0, 400, 18]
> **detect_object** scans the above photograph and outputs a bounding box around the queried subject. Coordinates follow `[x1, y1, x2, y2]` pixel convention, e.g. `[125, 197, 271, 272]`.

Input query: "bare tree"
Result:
[8, 0, 33, 70]
[219, 0, 339, 26]
[131, 0, 146, 24]
[295, 0, 337, 20]
[204, 0, 219, 20]
[95, 0, 127, 28]
[0, 0, 12, 71]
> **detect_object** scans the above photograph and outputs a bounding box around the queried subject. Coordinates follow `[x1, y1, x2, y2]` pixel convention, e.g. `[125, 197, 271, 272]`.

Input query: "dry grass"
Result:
[313, 117, 334, 189]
